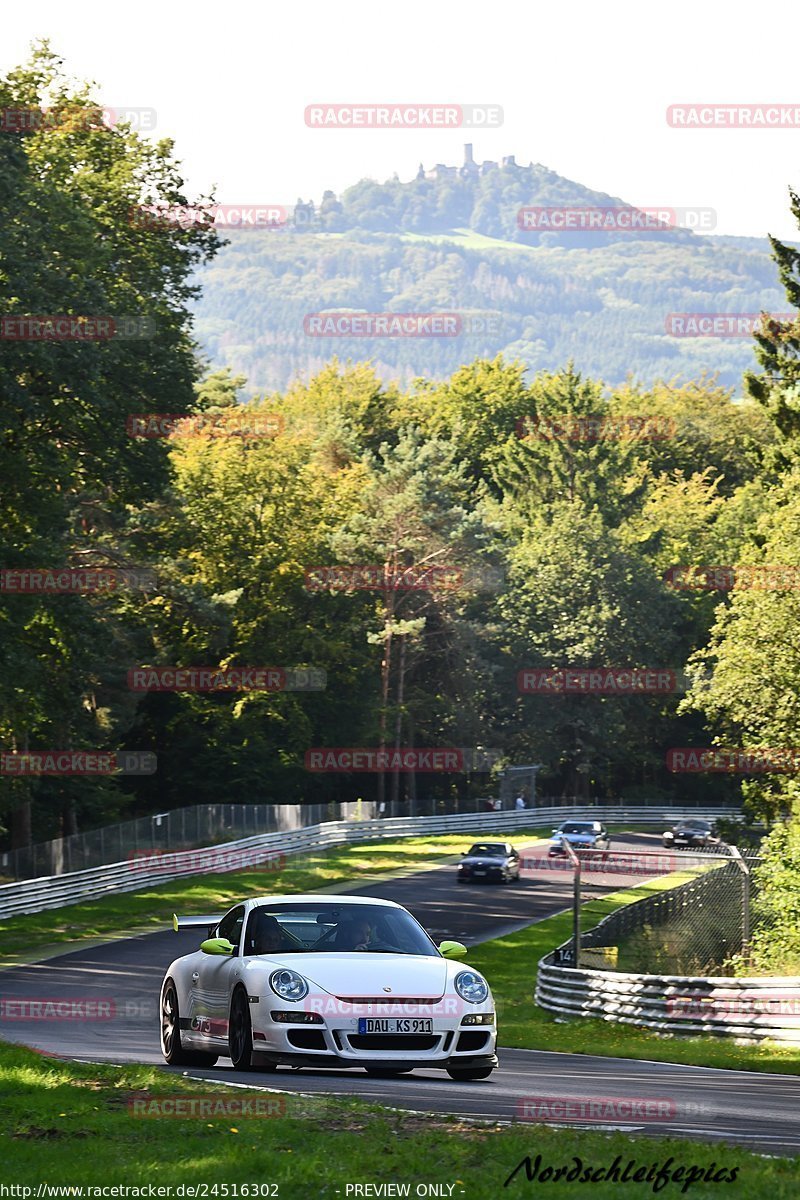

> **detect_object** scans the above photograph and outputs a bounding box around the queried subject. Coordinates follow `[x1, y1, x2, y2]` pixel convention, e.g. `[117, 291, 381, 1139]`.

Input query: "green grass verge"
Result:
[0, 829, 552, 967]
[470, 872, 800, 1075]
[2, 1042, 797, 1196]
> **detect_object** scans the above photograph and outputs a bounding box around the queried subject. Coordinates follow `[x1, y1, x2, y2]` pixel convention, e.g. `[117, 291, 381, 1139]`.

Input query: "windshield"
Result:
[243, 903, 439, 957]
[680, 821, 710, 830]
[468, 844, 505, 856]
[558, 823, 595, 835]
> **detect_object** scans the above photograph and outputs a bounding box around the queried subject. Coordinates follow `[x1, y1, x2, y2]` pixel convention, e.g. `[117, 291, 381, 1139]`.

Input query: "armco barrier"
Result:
[535, 862, 800, 1043]
[536, 960, 800, 1043]
[0, 806, 737, 920]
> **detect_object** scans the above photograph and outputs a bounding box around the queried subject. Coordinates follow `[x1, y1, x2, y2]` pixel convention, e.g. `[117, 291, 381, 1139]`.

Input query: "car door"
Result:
[190, 904, 246, 1044]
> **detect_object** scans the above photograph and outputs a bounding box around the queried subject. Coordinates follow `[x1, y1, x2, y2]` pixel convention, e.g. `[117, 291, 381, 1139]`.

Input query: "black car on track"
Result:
[663, 818, 721, 849]
[457, 841, 520, 884]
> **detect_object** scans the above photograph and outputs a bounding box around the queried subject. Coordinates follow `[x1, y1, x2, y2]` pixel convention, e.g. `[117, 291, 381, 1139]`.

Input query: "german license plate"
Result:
[358, 1018, 433, 1034]
[474, 869, 486, 875]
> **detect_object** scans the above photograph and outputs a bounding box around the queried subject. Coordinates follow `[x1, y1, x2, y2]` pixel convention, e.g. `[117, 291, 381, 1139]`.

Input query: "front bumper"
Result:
[252, 1007, 497, 1066]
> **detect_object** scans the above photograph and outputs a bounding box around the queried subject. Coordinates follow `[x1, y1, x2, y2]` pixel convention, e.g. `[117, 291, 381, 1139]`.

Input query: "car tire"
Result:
[229, 986, 256, 1071]
[160, 980, 219, 1068]
[365, 1067, 413, 1077]
[446, 1065, 494, 1081]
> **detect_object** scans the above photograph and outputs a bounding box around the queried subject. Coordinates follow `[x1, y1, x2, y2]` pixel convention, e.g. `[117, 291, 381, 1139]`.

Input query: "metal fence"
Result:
[0, 795, 739, 881]
[536, 844, 760, 975]
[0, 801, 358, 881]
[583, 851, 760, 975]
[534, 850, 800, 1043]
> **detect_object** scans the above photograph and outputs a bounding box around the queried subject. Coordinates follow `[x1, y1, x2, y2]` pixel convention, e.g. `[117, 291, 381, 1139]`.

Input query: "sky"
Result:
[3, 1, 800, 240]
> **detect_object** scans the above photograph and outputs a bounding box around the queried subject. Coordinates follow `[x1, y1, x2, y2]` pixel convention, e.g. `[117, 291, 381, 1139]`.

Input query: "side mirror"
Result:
[439, 940, 468, 959]
[200, 937, 234, 956]
[461, 850, 468, 856]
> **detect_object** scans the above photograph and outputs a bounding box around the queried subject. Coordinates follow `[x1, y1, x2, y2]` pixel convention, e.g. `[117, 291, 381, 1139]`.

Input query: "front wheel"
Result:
[160, 981, 218, 1068]
[229, 987, 255, 1071]
[446, 1065, 494, 1081]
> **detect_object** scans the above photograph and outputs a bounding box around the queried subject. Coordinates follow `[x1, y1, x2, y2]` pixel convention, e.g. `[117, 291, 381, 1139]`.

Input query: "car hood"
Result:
[551, 833, 596, 843]
[246, 952, 450, 999]
[462, 855, 506, 866]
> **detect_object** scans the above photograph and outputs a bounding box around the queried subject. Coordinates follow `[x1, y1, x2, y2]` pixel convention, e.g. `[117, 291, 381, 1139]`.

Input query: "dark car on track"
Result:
[457, 842, 520, 884]
[662, 818, 721, 849]
[548, 820, 610, 857]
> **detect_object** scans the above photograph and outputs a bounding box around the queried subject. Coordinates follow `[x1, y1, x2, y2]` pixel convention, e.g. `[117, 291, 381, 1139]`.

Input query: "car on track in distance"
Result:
[662, 818, 721, 849]
[548, 820, 611, 857]
[457, 841, 520, 884]
[160, 894, 497, 1081]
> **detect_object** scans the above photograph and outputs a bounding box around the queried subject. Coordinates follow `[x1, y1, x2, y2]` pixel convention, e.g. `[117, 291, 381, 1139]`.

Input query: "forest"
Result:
[3, 47, 800, 867]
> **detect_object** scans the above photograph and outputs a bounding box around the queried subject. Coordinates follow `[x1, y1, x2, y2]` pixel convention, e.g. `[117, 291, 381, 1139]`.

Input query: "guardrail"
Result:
[536, 960, 800, 1043]
[0, 806, 739, 921]
[535, 857, 800, 1043]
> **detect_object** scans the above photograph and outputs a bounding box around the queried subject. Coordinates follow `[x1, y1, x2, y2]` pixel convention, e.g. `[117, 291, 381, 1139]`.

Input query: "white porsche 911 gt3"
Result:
[160, 894, 497, 1080]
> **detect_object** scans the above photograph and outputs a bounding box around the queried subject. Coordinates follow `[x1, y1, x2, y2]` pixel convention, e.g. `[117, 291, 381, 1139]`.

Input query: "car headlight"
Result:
[269, 968, 309, 1001]
[454, 970, 489, 1004]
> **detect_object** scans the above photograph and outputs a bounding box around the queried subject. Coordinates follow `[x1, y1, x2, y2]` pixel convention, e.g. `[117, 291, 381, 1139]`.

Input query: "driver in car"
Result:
[248, 911, 286, 955]
[337, 918, 373, 951]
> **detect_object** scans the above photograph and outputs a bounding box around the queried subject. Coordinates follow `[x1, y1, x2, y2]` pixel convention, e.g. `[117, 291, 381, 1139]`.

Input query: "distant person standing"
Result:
[515, 794, 527, 811]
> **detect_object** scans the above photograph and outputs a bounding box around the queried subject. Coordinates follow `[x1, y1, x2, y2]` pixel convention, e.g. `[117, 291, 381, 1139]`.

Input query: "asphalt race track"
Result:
[4, 832, 800, 1154]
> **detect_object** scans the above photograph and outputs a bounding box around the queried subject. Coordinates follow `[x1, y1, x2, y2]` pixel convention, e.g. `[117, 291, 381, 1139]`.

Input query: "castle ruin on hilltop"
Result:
[417, 144, 523, 181]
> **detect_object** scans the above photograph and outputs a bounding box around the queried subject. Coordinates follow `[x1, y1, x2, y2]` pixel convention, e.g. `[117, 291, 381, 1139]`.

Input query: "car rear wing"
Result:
[172, 913, 223, 934]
